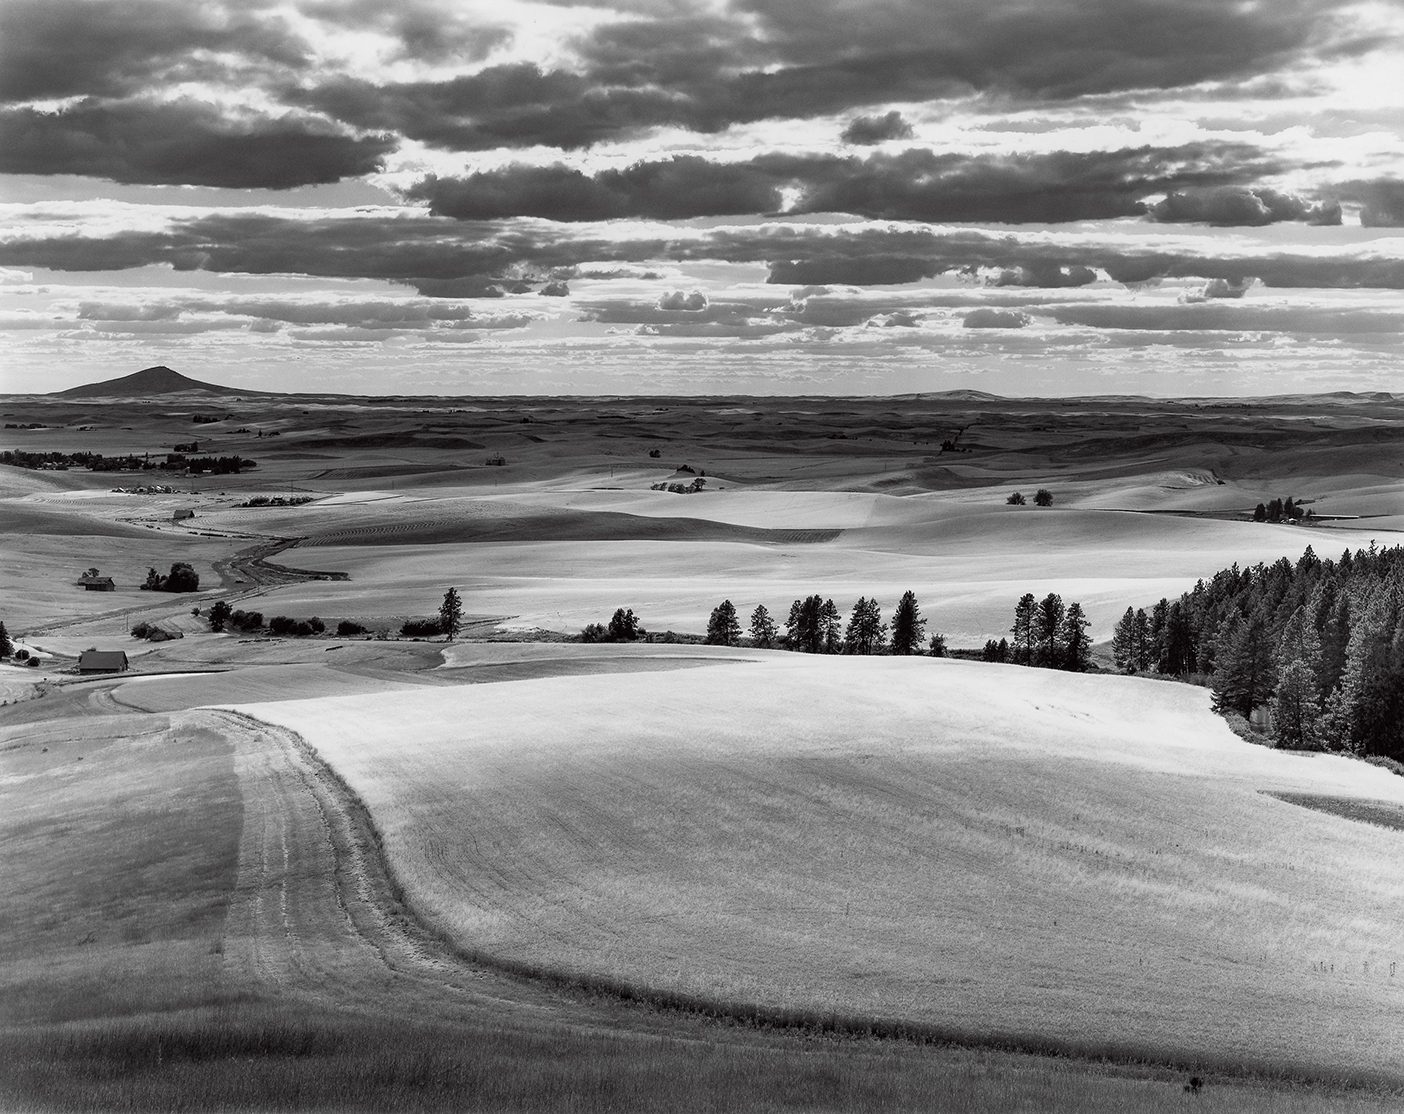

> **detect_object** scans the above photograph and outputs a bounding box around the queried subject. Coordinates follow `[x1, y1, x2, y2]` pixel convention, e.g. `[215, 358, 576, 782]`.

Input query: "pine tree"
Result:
[1131, 608, 1152, 672]
[1161, 601, 1197, 674]
[1059, 602, 1091, 671]
[0, 620, 11, 658]
[749, 604, 778, 648]
[705, 599, 741, 646]
[1211, 611, 1276, 720]
[438, 586, 463, 640]
[1272, 658, 1322, 750]
[820, 599, 842, 654]
[1011, 593, 1037, 665]
[843, 597, 885, 655]
[889, 590, 926, 655]
[1034, 592, 1065, 667]
[1111, 606, 1136, 672]
[786, 595, 824, 653]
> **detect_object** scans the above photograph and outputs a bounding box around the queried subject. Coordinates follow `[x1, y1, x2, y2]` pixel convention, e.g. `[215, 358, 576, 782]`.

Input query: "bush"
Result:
[228, 609, 263, 632]
[579, 622, 608, 643]
[269, 616, 321, 637]
[336, 620, 368, 637]
[400, 617, 444, 638]
[142, 562, 200, 592]
[14, 648, 30, 661]
[1005, 491, 1026, 505]
[130, 621, 156, 640]
[1033, 489, 1054, 507]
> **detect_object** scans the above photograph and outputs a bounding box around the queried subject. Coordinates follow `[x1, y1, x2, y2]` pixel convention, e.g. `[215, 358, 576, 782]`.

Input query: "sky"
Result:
[0, 0, 1402, 397]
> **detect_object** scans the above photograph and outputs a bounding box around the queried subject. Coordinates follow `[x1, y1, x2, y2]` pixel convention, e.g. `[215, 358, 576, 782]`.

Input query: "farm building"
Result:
[82, 576, 115, 591]
[78, 649, 128, 674]
[172, 508, 195, 521]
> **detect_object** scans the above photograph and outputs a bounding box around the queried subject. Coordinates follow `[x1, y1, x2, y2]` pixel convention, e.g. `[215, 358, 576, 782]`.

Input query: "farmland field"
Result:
[3, 388, 1404, 1111]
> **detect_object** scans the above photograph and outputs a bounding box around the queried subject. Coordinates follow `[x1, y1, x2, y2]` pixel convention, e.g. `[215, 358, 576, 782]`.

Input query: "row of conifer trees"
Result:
[706, 591, 944, 656]
[1111, 544, 1403, 760]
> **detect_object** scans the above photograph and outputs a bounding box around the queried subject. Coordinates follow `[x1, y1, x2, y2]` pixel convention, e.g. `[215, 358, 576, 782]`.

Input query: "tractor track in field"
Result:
[209, 707, 703, 1035]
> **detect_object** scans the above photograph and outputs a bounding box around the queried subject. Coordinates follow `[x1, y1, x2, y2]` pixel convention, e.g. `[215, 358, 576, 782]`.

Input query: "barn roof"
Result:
[78, 649, 128, 670]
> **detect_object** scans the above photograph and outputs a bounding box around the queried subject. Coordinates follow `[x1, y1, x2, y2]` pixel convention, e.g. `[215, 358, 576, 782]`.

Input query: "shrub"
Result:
[130, 621, 156, 640]
[579, 622, 608, 643]
[1033, 489, 1054, 507]
[1006, 491, 1026, 505]
[336, 620, 368, 637]
[228, 609, 263, 632]
[400, 617, 444, 638]
[142, 562, 200, 592]
[15, 648, 30, 661]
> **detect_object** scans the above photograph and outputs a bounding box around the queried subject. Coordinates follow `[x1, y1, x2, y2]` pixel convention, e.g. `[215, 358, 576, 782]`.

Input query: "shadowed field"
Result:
[2, 389, 1403, 1110]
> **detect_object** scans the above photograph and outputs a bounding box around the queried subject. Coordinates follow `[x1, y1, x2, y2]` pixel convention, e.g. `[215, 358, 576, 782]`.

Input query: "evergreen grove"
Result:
[1108, 544, 1403, 761]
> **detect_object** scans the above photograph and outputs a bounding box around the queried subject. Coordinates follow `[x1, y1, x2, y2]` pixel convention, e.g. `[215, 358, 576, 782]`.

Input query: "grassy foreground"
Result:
[1, 689, 1400, 1111]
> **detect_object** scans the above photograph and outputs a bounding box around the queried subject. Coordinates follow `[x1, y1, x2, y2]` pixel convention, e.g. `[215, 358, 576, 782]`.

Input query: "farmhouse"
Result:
[78, 649, 128, 674]
[82, 576, 115, 591]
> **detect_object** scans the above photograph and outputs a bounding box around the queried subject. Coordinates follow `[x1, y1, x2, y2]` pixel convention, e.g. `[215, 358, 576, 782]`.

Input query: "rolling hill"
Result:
[54, 365, 275, 398]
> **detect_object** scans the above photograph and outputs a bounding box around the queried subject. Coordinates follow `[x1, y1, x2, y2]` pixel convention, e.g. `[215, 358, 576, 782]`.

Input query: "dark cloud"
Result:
[413, 142, 1277, 225]
[657, 290, 709, 311]
[293, 0, 1365, 150]
[0, 99, 395, 188]
[7, 212, 1404, 298]
[1336, 179, 1404, 227]
[539, 281, 570, 296]
[1149, 186, 1341, 225]
[989, 263, 1098, 288]
[1047, 304, 1404, 335]
[841, 111, 914, 145]
[303, 0, 512, 64]
[963, 308, 1031, 328]
[0, 0, 306, 103]
[406, 156, 782, 220]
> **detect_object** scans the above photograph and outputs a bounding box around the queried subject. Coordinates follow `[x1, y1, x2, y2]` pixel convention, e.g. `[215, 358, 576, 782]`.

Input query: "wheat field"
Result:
[237, 654, 1404, 1086]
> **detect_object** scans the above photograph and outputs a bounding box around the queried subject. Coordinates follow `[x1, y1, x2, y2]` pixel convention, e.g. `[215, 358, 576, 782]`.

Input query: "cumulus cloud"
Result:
[867, 310, 921, 327]
[295, 0, 1365, 149]
[1337, 179, 1404, 227]
[840, 111, 914, 145]
[8, 211, 1404, 300]
[0, 99, 395, 188]
[1183, 276, 1257, 301]
[411, 142, 1278, 225]
[539, 281, 570, 296]
[0, 0, 308, 103]
[657, 289, 709, 311]
[1149, 186, 1341, 226]
[963, 308, 1031, 328]
[990, 263, 1098, 288]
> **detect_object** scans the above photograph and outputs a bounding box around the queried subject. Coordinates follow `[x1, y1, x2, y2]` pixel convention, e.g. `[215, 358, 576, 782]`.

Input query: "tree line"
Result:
[979, 592, 1092, 672]
[583, 591, 946, 656]
[1109, 544, 1403, 761]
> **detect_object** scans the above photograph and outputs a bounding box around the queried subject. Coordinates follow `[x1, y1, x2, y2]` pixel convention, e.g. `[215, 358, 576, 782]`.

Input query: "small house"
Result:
[172, 508, 195, 521]
[83, 576, 116, 591]
[78, 649, 128, 674]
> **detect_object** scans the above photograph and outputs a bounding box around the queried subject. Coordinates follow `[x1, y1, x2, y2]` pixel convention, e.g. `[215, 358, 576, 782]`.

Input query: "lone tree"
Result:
[1011, 593, 1037, 665]
[1005, 491, 1026, 505]
[607, 607, 644, 642]
[705, 599, 741, 646]
[889, 590, 927, 655]
[749, 603, 778, 648]
[1033, 488, 1054, 507]
[0, 619, 11, 658]
[439, 587, 464, 640]
[207, 600, 232, 632]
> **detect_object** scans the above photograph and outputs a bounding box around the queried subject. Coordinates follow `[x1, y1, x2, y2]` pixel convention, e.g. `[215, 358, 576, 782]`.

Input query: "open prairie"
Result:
[3, 388, 1404, 1111]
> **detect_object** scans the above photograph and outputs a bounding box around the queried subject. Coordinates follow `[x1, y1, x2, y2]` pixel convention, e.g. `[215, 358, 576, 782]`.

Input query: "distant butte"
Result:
[54, 366, 277, 399]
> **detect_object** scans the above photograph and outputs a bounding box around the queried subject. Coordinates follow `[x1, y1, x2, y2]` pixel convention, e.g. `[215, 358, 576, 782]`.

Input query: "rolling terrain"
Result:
[2, 382, 1403, 1110]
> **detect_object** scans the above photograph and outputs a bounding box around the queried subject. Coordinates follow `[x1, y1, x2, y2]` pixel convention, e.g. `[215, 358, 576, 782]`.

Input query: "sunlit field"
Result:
[238, 654, 1404, 1086]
